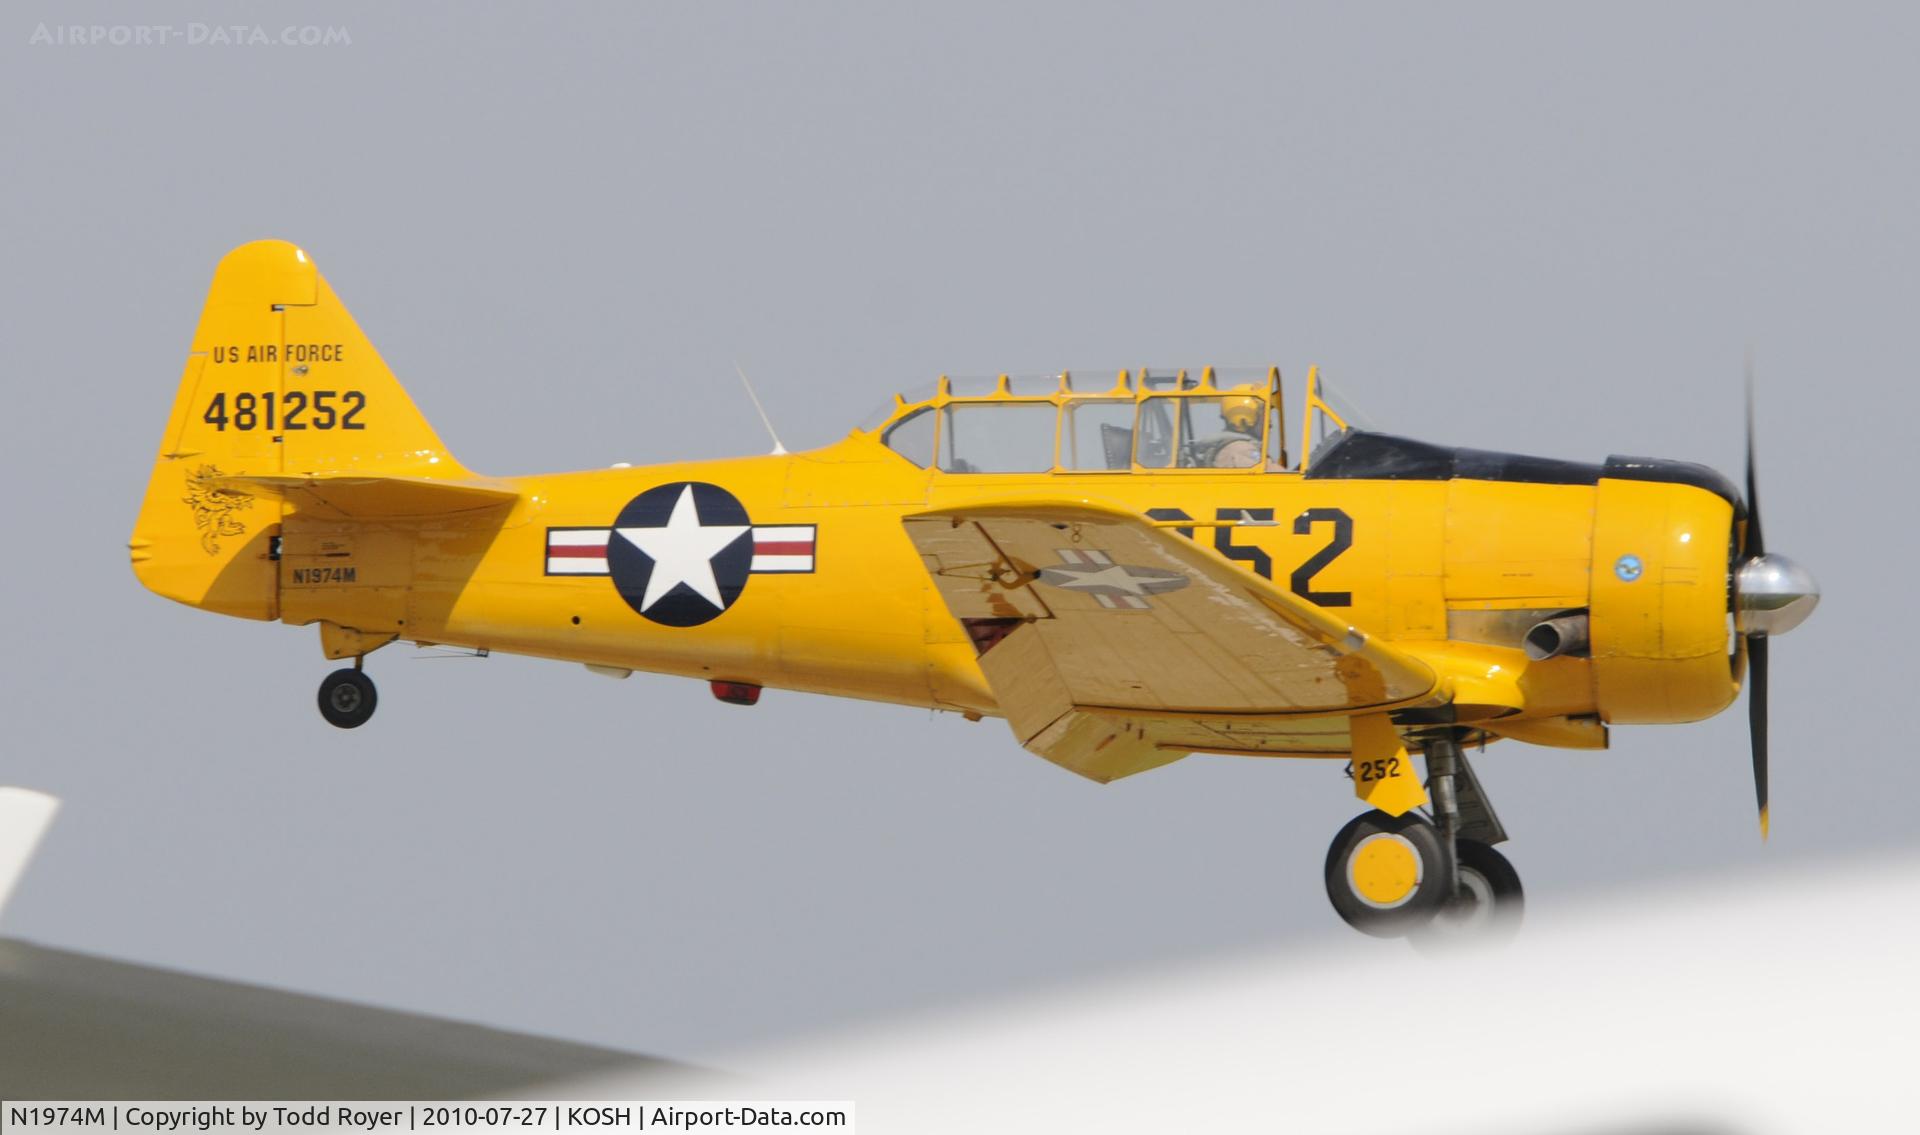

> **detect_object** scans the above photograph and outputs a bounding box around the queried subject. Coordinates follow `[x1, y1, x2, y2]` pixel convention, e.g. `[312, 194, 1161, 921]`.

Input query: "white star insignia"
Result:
[616, 485, 749, 612]
[1053, 563, 1159, 596]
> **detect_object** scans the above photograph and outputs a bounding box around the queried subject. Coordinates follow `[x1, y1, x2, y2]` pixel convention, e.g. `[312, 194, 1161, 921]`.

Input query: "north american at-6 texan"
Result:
[131, 241, 1819, 941]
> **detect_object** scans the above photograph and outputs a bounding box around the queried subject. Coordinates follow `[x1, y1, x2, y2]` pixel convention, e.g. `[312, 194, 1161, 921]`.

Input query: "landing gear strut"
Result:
[1412, 838, 1523, 951]
[1324, 730, 1523, 942]
[317, 660, 377, 729]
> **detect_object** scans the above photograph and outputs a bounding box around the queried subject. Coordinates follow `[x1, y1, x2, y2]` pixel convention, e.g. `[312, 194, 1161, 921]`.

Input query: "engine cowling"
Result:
[1588, 468, 1740, 724]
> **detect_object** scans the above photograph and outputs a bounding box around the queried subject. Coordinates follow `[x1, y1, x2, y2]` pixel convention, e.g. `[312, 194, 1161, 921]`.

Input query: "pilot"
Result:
[1191, 392, 1264, 468]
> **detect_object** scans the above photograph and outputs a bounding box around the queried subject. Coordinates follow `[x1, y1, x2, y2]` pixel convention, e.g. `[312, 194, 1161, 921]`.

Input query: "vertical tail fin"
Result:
[130, 240, 471, 617]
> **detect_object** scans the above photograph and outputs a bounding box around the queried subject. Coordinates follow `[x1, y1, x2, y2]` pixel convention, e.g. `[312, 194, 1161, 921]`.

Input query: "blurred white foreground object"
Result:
[0, 787, 59, 922]
[572, 858, 1920, 1135]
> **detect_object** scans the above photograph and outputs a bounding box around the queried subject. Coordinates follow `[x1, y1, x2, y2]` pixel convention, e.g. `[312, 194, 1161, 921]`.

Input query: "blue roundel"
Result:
[1614, 554, 1644, 582]
[606, 482, 754, 627]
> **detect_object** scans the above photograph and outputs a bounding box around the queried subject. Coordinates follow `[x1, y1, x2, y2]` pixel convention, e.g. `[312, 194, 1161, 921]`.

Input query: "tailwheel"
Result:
[1324, 810, 1449, 937]
[317, 667, 377, 729]
[1410, 839, 1524, 954]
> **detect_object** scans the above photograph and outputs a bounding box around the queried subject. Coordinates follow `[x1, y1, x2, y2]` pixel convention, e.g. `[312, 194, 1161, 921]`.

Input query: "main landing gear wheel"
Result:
[317, 667, 377, 729]
[1410, 838, 1524, 954]
[1324, 810, 1449, 937]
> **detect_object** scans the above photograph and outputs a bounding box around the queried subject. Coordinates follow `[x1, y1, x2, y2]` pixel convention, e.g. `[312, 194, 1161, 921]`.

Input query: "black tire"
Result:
[1324, 810, 1449, 937]
[1410, 838, 1524, 954]
[317, 668, 377, 729]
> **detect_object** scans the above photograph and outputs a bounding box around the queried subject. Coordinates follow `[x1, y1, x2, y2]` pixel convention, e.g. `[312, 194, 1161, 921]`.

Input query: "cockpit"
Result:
[871, 366, 1319, 474]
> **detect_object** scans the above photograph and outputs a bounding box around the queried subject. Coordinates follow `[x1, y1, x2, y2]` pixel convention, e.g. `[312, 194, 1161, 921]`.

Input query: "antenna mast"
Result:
[734, 361, 788, 455]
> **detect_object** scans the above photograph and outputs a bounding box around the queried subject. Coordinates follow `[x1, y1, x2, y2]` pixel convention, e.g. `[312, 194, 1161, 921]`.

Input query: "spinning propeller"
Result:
[1733, 368, 1820, 839]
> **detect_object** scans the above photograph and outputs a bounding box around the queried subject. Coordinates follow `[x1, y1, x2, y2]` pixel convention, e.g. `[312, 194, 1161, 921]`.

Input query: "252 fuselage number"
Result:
[203, 390, 366, 432]
[1149, 506, 1355, 608]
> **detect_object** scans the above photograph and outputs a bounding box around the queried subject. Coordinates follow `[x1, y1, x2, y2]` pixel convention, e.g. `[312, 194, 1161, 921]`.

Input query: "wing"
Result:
[905, 501, 1439, 782]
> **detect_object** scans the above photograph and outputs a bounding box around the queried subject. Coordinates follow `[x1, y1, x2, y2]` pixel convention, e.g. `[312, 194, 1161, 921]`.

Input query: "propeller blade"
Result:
[1744, 358, 1765, 558]
[1749, 633, 1770, 840]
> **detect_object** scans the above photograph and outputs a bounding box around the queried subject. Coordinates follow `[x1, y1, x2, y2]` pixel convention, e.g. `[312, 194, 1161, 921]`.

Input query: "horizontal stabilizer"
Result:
[211, 473, 518, 519]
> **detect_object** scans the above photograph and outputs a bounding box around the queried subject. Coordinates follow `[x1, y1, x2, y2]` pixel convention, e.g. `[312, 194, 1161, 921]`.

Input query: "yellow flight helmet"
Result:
[1220, 386, 1263, 432]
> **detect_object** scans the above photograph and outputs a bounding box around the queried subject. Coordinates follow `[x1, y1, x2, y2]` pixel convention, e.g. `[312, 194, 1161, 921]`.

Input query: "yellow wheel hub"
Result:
[1348, 833, 1423, 908]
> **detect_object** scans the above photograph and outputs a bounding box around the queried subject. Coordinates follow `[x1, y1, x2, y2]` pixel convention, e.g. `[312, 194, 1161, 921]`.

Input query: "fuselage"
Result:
[285, 425, 1742, 747]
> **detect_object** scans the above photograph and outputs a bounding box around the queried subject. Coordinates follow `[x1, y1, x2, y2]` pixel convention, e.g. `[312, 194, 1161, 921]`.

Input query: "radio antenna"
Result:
[734, 361, 788, 455]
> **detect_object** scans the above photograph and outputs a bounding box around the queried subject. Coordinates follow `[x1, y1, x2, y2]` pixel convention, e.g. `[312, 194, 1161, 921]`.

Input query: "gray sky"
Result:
[1, 2, 1912, 1060]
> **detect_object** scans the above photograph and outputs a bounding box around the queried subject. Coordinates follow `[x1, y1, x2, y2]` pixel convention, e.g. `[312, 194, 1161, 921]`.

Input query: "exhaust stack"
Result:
[1524, 613, 1590, 661]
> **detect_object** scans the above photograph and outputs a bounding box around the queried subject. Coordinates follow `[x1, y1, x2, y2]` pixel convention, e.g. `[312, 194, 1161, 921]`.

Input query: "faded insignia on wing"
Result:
[1036, 547, 1188, 609]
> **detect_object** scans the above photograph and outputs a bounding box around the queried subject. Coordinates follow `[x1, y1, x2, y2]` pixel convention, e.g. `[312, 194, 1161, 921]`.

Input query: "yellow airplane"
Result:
[131, 241, 1820, 941]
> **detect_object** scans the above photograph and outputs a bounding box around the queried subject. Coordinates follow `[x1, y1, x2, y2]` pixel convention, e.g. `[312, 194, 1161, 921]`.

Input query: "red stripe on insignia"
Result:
[752, 541, 813, 555]
[547, 544, 608, 557]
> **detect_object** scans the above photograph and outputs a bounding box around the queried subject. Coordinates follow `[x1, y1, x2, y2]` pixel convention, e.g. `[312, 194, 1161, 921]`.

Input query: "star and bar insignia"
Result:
[1036, 547, 1188, 609]
[544, 481, 815, 627]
